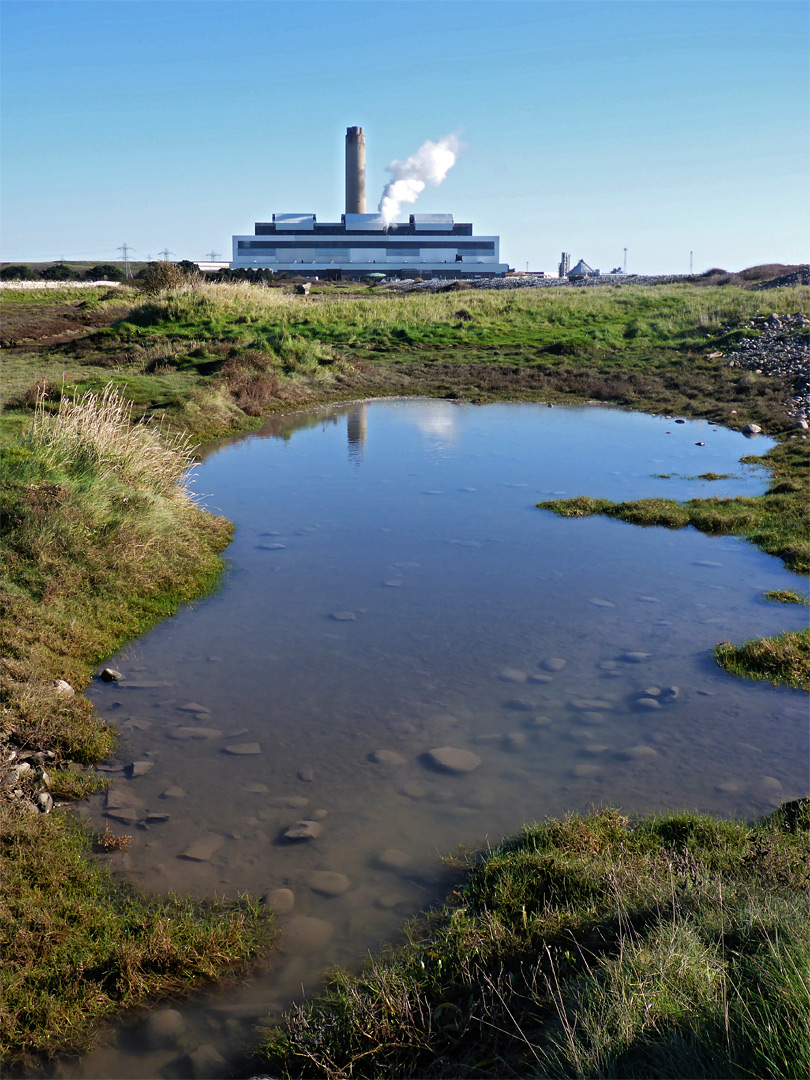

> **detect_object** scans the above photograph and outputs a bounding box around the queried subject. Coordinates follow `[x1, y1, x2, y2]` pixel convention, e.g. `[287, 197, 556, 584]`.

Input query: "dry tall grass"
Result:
[32, 384, 195, 498]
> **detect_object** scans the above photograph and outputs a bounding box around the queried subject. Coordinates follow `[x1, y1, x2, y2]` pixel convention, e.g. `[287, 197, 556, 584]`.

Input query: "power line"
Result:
[157, 248, 176, 262]
[116, 243, 135, 278]
[205, 250, 221, 261]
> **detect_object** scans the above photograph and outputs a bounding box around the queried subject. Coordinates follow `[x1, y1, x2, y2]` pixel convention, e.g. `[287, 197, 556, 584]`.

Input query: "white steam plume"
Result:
[378, 133, 461, 227]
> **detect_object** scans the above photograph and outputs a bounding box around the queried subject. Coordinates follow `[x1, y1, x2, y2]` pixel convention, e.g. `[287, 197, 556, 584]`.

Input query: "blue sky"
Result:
[1, 0, 807, 273]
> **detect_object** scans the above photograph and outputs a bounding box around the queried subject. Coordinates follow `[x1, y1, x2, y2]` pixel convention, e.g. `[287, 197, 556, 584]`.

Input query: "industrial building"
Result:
[230, 127, 509, 281]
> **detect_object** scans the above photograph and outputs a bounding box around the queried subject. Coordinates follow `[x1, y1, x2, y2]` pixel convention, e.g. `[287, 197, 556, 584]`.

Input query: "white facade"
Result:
[231, 212, 509, 279]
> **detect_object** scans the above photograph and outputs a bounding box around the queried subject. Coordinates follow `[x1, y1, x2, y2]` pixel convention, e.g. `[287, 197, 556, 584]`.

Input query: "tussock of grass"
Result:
[0, 809, 274, 1066]
[764, 588, 810, 605]
[715, 629, 810, 690]
[255, 805, 810, 1080]
[32, 385, 195, 497]
[1, 385, 232, 758]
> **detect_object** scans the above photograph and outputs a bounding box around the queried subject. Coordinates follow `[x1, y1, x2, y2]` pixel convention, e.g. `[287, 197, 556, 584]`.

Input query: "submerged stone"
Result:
[541, 657, 567, 672]
[282, 916, 333, 954]
[264, 887, 295, 913]
[181, 835, 223, 861]
[503, 698, 535, 712]
[498, 667, 528, 683]
[618, 745, 659, 761]
[378, 847, 412, 871]
[282, 820, 323, 842]
[572, 762, 602, 777]
[424, 746, 482, 773]
[266, 795, 309, 808]
[168, 726, 223, 740]
[186, 1044, 227, 1080]
[368, 749, 407, 766]
[124, 761, 153, 777]
[223, 742, 262, 755]
[141, 1008, 185, 1049]
[306, 871, 350, 897]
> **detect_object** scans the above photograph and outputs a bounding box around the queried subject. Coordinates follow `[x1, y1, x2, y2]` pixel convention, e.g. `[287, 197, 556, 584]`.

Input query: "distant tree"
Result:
[136, 261, 188, 294]
[176, 260, 200, 276]
[1, 265, 36, 280]
[85, 264, 124, 282]
[41, 263, 74, 280]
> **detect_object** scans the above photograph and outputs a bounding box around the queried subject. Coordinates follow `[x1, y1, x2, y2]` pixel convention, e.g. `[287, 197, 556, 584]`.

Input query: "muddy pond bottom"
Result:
[70, 401, 807, 1079]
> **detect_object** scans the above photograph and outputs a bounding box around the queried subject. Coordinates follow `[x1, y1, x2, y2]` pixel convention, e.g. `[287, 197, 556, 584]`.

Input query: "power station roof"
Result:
[344, 213, 386, 231]
[411, 213, 454, 231]
[274, 214, 316, 231]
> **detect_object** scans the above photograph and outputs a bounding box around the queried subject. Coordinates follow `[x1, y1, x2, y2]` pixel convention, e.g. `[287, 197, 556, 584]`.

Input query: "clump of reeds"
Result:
[31, 384, 195, 498]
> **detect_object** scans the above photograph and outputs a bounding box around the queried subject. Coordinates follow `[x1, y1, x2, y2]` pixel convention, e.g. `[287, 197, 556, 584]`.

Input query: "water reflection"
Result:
[346, 405, 367, 463]
[69, 400, 807, 1080]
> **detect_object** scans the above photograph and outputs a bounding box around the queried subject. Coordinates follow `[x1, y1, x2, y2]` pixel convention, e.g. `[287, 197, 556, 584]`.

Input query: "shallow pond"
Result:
[70, 400, 807, 1079]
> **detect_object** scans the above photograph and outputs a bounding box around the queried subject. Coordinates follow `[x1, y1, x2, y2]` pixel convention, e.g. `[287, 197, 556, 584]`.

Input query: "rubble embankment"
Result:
[724, 312, 810, 427]
[754, 266, 810, 290]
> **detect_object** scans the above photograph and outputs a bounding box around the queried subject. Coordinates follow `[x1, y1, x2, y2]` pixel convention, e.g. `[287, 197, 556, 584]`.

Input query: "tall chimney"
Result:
[345, 126, 366, 214]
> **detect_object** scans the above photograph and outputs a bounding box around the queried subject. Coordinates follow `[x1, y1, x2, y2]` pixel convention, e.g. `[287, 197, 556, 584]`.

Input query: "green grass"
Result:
[254, 804, 810, 1080]
[4, 280, 807, 442]
[763, 589, 809, 605]
[118, 280, 803, 359]
[715, 629, 810, 691]
[1, 387, 234, 760]
[536, 439, 809, 689]
[0, 385, 283, 1065]
[2, 277, 808, 1067]
[0, 809, 274, 1066]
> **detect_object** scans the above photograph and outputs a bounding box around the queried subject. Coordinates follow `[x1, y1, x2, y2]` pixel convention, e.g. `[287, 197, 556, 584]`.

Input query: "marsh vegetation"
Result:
[1, 275, 807, 1071]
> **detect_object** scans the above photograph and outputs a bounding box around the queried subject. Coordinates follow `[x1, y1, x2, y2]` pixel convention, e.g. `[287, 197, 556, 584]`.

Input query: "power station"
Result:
[230, 127, 509, 281]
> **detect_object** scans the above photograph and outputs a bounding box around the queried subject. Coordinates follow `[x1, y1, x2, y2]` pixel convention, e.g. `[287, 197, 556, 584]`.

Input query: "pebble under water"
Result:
[64, 400, 807, 1079]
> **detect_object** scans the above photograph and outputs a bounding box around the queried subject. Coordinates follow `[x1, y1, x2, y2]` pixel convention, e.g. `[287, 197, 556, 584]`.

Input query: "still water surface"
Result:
[72, 400, 807, 1078]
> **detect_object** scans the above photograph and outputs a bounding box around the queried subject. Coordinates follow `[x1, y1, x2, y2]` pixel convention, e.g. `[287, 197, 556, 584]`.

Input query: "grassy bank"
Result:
[4, 280, 807, 439]
[255, 803, 810, 1080]
[0, 385, 275, 1066]
[1, 811, 274, 1067]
